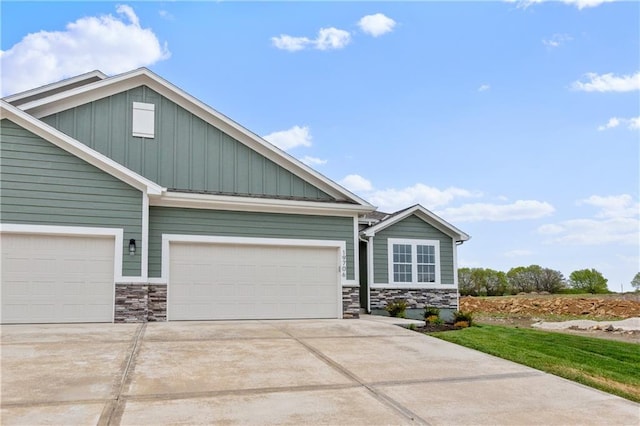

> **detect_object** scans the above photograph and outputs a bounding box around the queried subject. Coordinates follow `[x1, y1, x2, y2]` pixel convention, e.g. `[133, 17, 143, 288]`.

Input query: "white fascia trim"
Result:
[19, 68, 373, 208]
[0, 101, 163, 196]
[3, 70, 107, 105]
[362, 204, 470, 242]
[452, 239, 459, 287]
[141, 193, 150, 280]
[150, 191, 372, 216]
[0, 224, 124, 284]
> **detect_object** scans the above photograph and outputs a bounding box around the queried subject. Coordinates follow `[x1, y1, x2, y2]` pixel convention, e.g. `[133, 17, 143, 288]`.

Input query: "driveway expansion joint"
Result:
[273, 326, 429, 425]
[98, 322, 146, 426]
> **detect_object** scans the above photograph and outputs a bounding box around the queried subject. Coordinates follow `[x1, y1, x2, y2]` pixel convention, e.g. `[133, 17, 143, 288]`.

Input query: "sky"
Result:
[1, 1, 638, 291]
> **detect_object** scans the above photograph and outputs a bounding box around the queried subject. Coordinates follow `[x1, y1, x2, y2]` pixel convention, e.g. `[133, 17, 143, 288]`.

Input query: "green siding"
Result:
[149, 207, 354, 280]
[41, 86, 334, 201]
[0, 119, 143, 276]
[372, 215, 455, 285]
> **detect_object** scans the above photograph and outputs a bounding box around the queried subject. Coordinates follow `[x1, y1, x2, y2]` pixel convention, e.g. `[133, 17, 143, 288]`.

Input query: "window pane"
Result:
[418, 264, 435, 282]
[392, 244, 412, 282]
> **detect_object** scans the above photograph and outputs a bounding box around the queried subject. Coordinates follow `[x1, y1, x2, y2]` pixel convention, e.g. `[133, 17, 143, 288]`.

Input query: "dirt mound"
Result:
[460, 295, 640, 319]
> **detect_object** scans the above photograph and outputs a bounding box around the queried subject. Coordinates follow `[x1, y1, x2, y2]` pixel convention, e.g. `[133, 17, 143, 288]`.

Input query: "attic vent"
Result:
[132, 102, 155, 138]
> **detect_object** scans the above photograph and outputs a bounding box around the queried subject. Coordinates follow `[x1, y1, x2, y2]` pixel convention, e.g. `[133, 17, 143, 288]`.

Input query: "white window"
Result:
[132, 102, 155, 138]
[388, 238, 440, 285]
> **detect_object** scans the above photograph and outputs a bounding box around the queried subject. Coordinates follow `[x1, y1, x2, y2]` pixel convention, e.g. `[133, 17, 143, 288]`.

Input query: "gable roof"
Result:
[0, 100, 163, 196]
[360, 204, 470, 243]
[4, 71, 107, 107]
[13, 68, 373, 209]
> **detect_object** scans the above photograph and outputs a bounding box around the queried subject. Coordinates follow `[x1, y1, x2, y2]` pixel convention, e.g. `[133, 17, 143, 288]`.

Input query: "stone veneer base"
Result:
[115, 283, 358, 322]
[369, 288, 459, 310]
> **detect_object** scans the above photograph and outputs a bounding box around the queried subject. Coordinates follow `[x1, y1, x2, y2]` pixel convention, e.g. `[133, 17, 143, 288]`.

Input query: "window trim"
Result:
[387, 238, 441, 286]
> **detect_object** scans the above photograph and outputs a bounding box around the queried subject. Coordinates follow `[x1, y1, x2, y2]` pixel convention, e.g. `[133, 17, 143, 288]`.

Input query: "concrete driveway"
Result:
[1, 319, 638, 425]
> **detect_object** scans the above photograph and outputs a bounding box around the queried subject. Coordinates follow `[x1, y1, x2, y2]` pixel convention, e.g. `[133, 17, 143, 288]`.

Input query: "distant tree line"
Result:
[458, 265, 612, 296]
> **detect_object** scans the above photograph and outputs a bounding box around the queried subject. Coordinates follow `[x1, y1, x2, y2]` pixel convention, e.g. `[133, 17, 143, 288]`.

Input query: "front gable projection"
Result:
[40, 86, 333, 201]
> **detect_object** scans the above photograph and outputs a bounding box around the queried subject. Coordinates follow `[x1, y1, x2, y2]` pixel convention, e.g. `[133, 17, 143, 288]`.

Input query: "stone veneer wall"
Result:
[115, 284, 354, 321]
[115, 284, 167, 323]
[342, 286, 360, 319]
[370, 288, 458, 310]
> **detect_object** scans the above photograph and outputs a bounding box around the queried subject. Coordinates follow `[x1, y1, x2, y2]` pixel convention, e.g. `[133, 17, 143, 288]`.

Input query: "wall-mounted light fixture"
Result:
[129, 239, 136, 256]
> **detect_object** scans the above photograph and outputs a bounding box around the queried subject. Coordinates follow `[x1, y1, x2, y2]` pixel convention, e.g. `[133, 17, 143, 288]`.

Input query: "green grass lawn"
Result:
[428, 325, 640, 403]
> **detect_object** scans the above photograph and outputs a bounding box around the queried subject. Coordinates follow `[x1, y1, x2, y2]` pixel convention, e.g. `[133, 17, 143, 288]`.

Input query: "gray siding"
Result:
[372, 215, 454, 284]
[0, 119, 143, 276]
[149, 207, 354, 280]
[41, 86, 334, 201]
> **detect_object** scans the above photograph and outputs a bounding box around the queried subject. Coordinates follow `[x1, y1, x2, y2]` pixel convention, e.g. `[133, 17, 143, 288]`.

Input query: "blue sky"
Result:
[2, 1, 638, 291]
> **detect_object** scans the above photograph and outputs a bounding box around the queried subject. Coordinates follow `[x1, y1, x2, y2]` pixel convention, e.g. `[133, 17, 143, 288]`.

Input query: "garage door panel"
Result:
[1, 233, 115, 324]
[169, 242, 340, 320]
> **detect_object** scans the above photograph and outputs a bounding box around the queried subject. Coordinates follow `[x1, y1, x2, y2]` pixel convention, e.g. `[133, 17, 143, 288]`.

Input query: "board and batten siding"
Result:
[148, 207, 355, 280]
[0, 119, 143, 276]
[41, 86, 333, 201]
[372, 215, 455, 285]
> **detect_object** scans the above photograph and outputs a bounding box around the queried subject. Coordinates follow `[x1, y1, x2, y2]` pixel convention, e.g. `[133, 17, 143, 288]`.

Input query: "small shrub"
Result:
[453, 310, 473, 326]
[454, 321, 470, 328]
[407, 323, 416, 331]
[385, 300, 408, 318]
[424, 306, 440, 320]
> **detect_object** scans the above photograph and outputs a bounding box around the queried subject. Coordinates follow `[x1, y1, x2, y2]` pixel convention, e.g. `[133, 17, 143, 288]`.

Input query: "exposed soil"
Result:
[460, 294, 640, 319]
[458, 294, 640, 344]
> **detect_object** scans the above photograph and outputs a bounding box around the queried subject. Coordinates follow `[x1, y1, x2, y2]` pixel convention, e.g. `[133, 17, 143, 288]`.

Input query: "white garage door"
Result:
[1, 233, 115, 324]
[169, 242, 341, 320]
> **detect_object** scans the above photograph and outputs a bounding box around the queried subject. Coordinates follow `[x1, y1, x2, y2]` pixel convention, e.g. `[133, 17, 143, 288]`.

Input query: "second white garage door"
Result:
[168, 242, 341, 320]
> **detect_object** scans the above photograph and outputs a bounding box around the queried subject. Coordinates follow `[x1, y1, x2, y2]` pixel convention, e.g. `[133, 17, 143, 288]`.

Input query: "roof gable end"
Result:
[18, 68, 373, 208]
[362, 204, 470, 242]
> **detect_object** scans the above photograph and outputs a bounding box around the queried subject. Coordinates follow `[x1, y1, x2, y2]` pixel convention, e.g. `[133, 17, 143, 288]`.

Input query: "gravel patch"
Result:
[533, 317, 640, 332]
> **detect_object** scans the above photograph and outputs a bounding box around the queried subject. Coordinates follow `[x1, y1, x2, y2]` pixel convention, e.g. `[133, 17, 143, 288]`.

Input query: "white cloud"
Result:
[0, 5, 170, 96]
[272, 27, 350, 52]
[478, 84, 491, 92]
[538, 194, 639, 245]
[537, 217, 638, 245]
[504, 249, 534, 258]
[438, 200, 555, 223]
[571, 72, 640, 93]
[263, 125, 312, 151]
[597, 117, 621, 131]
[315, 27, 351, 50]
[578, 194, 639, 218]
[543, 33, 572, 48]
[158, 10, 174, 20]
[510, 0, 616, 9]
[597, 116, 640, 131]
[369, 184, 481, 213]
[300, 156, 327, 166]
[357, 13, 396, 37]
[340, 174, 373, 192]
[271, 35, 312, 52]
